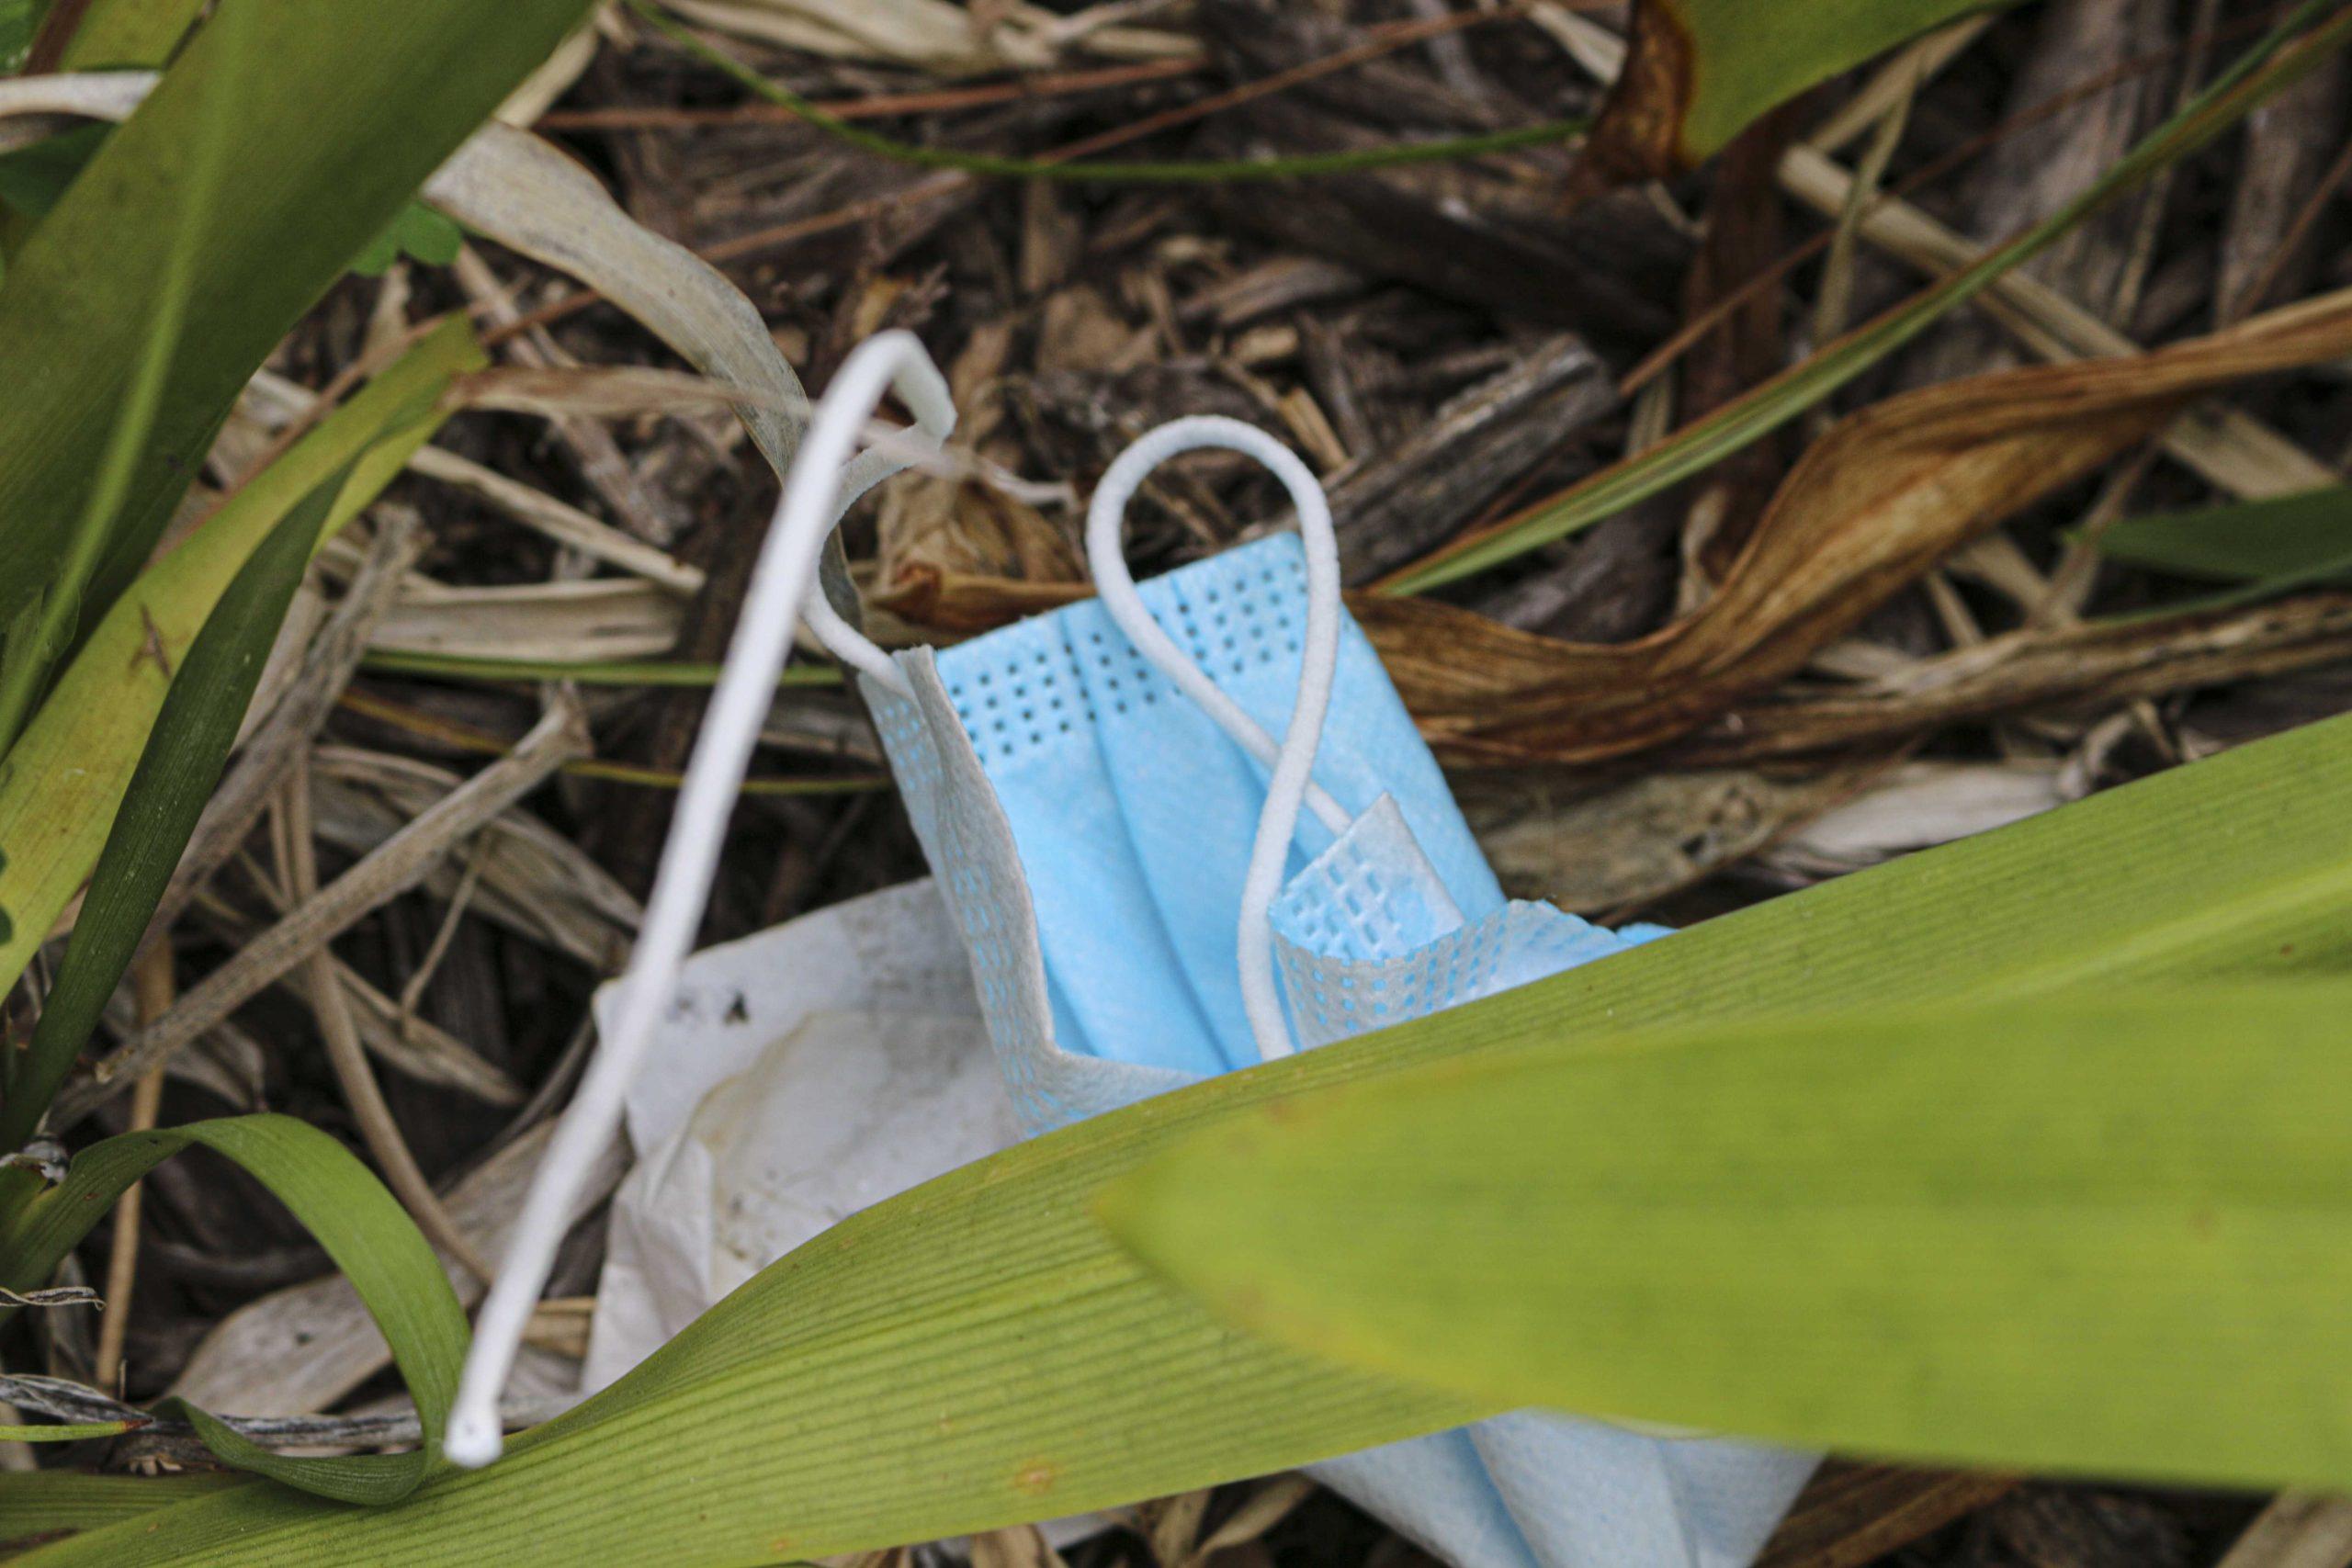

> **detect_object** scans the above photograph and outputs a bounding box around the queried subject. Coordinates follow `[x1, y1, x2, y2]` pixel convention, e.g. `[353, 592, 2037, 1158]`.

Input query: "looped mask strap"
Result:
[1085, 416, 1345, 1064]
[445, 331, 955, 1468]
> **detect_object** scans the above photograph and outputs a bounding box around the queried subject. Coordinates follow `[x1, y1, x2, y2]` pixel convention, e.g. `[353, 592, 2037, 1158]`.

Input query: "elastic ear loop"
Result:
[1085, 416, 1345, 1065]
[445, 331, 955, 1469]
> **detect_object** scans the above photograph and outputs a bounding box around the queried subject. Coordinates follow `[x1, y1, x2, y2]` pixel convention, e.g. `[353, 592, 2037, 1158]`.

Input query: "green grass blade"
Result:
[0, 0, 32, 71]
[0, 125, 462, 284]
[359, 648, 843, 689]
[0, 0, 245, 753]
[0, 1422, 140, 1441]
[0, 0, 593, 641]
[1669, 1, 2017, 161]
[55, 0, 207, 69]
[0, 1114, 468, 1502]
[0, 456, 347, 1148]
[2093, 485, 2352, 622]
[1103, 984, 2352, 1493]
[0, 316, 480, 1010]
[1384, 0, 2352, 593]
[38, 708, 2352, 1565]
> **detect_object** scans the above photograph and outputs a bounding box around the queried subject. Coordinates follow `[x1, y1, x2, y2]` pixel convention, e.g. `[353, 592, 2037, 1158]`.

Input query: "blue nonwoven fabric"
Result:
[863, 534, 1814, 1568]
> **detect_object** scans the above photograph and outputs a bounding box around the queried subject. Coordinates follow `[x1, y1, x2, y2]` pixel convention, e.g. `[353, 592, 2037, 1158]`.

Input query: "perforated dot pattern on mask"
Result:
[1274, 904, 1641, 1054]
[939, 547, 1309, 766]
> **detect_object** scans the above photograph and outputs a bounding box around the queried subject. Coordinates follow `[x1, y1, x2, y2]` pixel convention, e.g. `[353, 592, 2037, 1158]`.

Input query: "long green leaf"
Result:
[0, 0, 247, 754]
[0, 127, 468, 283]
[0, 1422, 139, 1442]
[0, 0, 592, 651]
[360, 648, 843, 689]
[54, 0, 206, 68]
[0, 1115, 469, 1502]
[2094, 485, 2352, 620]
[0, 315, 480, 1009]
[0, 455, 347, 1147]
[1102, 985, 2352, 1493]
[1385, 0, 2352, 592]
[1651, 0, 2015, 165]
[0, 0, 32, 71]
[34, 709, 2352, 1565]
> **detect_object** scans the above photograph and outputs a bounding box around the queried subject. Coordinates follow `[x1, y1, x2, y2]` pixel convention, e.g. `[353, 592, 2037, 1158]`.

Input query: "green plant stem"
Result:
[630, 0, 1587, 183]
[360, 648, 842, 688]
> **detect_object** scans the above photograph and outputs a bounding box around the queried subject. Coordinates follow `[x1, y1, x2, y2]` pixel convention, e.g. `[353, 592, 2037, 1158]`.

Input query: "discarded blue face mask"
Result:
[449, 331, 1815, 1568]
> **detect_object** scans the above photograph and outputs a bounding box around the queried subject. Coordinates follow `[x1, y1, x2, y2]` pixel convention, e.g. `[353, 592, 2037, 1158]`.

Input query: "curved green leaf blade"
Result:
[0, 451, 346, 1146]
[32, 705, 2352, 1563]
[1102, 985, 2352, 1493]
[2095, 485, 2352, 617]
[0, 0, 248, 754]
[1672, 1, 2010, 161]
[0, 0, 593, 638]
[0, 1422, 139, 1441]
[0, 315, 480, 1007]
[0, 1114, 468, 1502]
[53, 0, 207, 70]
[1584, 0, 2014, 178]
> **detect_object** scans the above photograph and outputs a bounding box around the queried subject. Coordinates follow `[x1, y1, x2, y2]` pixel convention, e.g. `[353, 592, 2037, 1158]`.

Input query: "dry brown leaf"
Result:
[871, 565, 1090, 635]
[1678, 592, 2352, 765]
[1357, 288, 2352, 767]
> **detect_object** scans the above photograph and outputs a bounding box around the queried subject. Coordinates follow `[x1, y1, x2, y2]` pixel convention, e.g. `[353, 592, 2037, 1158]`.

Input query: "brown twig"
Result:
[19, 0, 97, 75]
[2221, 127, 2352, 324]
[336, 689, 885, 796]
[151, 513, 426, 941]
[55, 700, 590, 1125]
[280, 751, 495, 1282]
[91, 943, 174, 1392]
[486, 3, 1547, 348]
[538, 55, 1208, 130]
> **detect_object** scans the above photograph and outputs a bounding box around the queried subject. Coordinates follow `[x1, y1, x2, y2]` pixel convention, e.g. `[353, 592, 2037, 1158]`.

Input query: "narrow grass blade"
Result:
[1103, 985, 2352, 1494]
[2095, 483, 2352, 602]
[1585, 0, 2018, 177]
[0, 0, 593, 638]
[0, 0, 246, 754]
[360, 648, 842, 689]
[0, 456, 347, 1147]
[50, 0, 207, 69]
[0, 1114, 468, 1502]
[0, 316, 480, 1008]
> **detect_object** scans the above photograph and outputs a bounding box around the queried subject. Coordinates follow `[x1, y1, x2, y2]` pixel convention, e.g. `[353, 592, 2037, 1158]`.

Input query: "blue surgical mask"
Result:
[452, 333, 1815, 1568]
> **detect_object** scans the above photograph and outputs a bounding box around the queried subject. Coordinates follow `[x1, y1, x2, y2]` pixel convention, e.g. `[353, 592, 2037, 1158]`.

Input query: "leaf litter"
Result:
[9, 1, 2352, 1563]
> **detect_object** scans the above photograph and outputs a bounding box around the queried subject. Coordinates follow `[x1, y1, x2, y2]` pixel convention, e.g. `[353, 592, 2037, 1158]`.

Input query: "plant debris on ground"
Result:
[9, 1, 2352, 1563]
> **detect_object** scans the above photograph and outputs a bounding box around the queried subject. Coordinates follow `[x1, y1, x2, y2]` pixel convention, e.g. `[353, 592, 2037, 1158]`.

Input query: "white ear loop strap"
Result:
[1085, 416, 1345, 1064]
[445, 331, 954, 1469]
